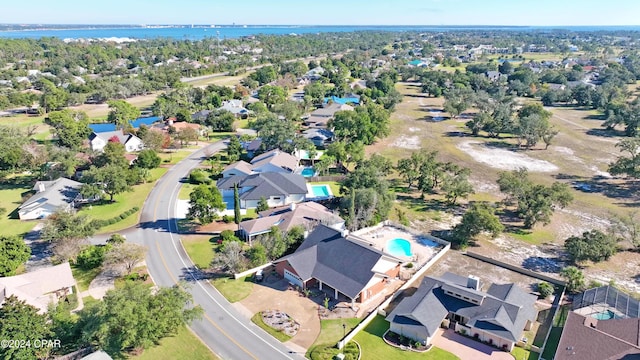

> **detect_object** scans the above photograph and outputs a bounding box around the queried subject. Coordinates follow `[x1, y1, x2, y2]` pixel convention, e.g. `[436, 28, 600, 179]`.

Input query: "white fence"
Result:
[233, 262, 273, 280]
[337, 225, 451, 349]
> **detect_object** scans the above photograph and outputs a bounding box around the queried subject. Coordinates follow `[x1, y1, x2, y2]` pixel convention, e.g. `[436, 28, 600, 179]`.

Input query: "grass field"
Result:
[178, 183, 196, 200]
[251, 312, 292, 342]
[72, 265, 102, 292]
[0, 175, 39, 237]
[158, 149, 195, 165]
[80, 167, 167, 234]
[131, 326, 218, 360]
[353, 316, 459, 360]
[307, 318, 361, 359]
[512, 346, 539, 360]
[181, 235, 219, 269]
[210, 276, 253, 303]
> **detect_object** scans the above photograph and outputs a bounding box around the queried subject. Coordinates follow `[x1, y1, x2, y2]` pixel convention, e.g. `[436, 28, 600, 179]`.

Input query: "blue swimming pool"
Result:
[311, 185, 331, 197]
[301, 167, 316, 177]
[592, 310, 616, 320]
[386, 238, 412, 257]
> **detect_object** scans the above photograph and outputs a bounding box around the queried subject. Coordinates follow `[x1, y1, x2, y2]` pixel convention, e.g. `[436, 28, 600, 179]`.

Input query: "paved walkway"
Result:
[431, 329, 514, 360]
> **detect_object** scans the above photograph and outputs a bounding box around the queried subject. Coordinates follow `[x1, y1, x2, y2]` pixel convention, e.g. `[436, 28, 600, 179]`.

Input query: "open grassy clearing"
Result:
[353, 316, 458, 360]
[178, 182, 196, 200]
[158, 149, 194, 165]
[131, 325, 218, 360]
[181, 234, 219, 269]
[306, 318, 361, 359]
[72, 265, 102, 292]
[80, 167, 167, 234]
[365, 80, 640, 290]
[210, 276, 253, 303]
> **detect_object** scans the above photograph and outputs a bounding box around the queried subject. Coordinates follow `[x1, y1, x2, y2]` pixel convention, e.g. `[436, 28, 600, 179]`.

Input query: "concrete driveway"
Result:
[431, 329, 514, 360]
[236, 276, 321, 350]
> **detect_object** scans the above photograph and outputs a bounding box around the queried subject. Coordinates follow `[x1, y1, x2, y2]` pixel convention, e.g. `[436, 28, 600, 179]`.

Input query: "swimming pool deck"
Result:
[352, 225, 443, 266]
[306, 184, 333, 199]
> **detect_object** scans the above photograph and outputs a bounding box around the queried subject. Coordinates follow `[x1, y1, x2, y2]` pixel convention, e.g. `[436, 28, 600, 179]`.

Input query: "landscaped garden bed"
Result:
[382, 330, 431, 352]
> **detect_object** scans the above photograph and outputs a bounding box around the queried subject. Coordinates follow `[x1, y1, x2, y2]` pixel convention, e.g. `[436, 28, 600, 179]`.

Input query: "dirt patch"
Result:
[457, 141, 559, 172]
[392, 135, 420, 149]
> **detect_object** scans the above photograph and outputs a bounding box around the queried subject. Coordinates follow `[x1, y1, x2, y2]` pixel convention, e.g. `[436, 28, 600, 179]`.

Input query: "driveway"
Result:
[237, 275, 321, 350]
[431, 329, 514, 360]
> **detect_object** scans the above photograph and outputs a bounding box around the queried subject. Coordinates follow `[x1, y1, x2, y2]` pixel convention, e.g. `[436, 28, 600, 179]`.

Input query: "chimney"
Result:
[467, 275, 480, 291]
[37, 182, 46, 193]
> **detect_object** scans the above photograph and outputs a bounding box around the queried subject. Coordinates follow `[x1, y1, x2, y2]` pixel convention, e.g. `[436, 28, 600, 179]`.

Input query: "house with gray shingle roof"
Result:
[273, 225, 402, 306]
[218, 100, 249, 118]
[386, 272, 537, 351]
[216, 172, 307, 209]
[18, 178, 94, 220]
[554, 286, 640, 360]
[221, 149, 300, 178]
[239, 201, 344, 243]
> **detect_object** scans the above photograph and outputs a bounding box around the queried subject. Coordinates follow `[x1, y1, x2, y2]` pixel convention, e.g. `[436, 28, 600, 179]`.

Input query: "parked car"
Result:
[254, 269, 263, 282]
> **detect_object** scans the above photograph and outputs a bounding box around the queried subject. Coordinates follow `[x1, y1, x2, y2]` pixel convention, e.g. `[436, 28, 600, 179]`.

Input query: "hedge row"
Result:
[90, 207, 140, 229]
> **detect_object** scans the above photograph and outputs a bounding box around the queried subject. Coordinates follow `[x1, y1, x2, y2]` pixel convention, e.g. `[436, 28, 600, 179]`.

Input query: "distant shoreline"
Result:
[1, 24, 638, 40]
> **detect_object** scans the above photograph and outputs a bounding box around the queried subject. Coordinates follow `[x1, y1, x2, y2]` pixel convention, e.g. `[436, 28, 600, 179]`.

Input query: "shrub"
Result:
[222, 215, 232, 223]
[76, 245, 110, 270]
[405, 262, 414, 268]
[189, 169, 211, 184]
[538, 282, 554, 298]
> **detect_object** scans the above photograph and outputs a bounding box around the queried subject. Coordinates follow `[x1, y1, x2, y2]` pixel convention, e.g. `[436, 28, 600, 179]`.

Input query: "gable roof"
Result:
[19, 178, 83, 211]
[386, 273, 537, 342]
[89, 130, 141, 145]
[250, 149, 299, 172]
[217, 172, 308, 200]
[240, 202, 343, 236]
[275, 225, 401, 299]
[223, 160, 253, 175]
[219, 100, 248, 115]
[555, 312, 640, 360]
[303, 128, 334, 141]
[0, 262, 76, 313]
[310, 103, 354, 118]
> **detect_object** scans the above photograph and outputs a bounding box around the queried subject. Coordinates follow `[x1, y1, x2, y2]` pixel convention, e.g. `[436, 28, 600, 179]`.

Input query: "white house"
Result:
[18, 178, 91, 220]
[89, 130, 144, 152]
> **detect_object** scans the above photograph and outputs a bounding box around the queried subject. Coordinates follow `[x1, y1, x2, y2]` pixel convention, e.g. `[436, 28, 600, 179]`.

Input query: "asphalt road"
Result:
[121, 142, 305, 360]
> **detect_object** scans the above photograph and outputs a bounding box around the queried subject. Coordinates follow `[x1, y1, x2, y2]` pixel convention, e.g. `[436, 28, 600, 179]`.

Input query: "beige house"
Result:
[0, 263, 77, 313]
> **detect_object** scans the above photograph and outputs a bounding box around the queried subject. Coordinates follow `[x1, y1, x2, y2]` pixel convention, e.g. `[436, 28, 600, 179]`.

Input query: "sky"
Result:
[1, 0, 639, 26]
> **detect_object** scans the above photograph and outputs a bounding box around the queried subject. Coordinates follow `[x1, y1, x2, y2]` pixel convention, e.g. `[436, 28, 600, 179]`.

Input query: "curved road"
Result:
[127, 142, 304, 360]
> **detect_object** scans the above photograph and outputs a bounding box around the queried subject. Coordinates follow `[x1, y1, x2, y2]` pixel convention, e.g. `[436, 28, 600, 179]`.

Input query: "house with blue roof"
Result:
[323, 95, 360, 105]
[88, 116, 161, 133]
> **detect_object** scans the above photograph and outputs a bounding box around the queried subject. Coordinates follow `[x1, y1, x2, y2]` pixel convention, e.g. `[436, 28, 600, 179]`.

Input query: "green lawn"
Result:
[541, 327, 562, 360]
[131, 326, 218, 360]
[507, 228, 554, 246]
[353, 316, 459, 360]
[178, 183, 196, 201]
[0, 174, 39, 237]
[210, 276, 253, 303]
[512, 346, 539, 360]
[80, 168, 167, 233]
[182, 235, 219, 269]
[208, 132, 234, 142]
[72, 265, 102, 292]
[251, 312, 292, 342]
[159, 150, 193, 165]
[307, 318, 361, 359]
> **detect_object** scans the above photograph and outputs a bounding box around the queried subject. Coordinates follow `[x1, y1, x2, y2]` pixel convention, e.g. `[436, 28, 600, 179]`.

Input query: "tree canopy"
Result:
[187, 184, 225, 224]
[0, 235, 31, 276]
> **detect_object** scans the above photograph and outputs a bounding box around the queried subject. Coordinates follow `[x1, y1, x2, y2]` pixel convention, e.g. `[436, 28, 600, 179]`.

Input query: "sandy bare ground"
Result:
[457, 140, 559, 172]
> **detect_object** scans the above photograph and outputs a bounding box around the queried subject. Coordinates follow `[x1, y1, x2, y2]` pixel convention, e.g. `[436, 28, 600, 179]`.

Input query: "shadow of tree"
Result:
[522, 256, 563, 273]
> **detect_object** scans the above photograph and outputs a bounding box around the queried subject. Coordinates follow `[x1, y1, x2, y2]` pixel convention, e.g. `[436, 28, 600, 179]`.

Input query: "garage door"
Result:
[284, 269, 303, 288]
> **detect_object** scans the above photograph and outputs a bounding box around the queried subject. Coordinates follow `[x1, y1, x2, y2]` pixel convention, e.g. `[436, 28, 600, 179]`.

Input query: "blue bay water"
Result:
[1, 25, 639, 40]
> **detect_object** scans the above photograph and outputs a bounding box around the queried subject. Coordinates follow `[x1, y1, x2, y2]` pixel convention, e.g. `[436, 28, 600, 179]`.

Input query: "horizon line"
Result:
[1, 23, 640, 27]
